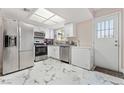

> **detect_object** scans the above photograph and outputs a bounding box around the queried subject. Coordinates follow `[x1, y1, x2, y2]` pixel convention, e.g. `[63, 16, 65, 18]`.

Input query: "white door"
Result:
[94, 14, 119, 71]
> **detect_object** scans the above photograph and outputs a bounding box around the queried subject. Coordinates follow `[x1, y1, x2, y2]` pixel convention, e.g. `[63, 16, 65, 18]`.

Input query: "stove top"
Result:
[34, 43, 46, 45]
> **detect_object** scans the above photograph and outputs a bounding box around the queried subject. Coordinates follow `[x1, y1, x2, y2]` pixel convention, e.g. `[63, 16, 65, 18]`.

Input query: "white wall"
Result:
[76, 19, 93, 47]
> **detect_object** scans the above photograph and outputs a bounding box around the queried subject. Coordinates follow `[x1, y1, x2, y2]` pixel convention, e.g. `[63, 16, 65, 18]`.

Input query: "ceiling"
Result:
[0, 8, 94, 29]
[0, 8, 45, 27]
[47, 8, 93, 23]
[92, 8, 102, 11]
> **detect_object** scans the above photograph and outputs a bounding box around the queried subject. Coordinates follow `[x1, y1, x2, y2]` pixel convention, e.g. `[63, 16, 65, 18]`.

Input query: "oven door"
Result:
[35, 45, 47, 56]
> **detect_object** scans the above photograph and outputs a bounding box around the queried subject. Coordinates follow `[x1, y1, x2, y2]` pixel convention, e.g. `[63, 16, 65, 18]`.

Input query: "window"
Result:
[96, 19, 114, 38]
[55, 28, 66, 41]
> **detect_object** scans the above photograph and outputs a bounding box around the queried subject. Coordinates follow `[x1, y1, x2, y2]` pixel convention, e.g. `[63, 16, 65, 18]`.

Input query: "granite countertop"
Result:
[48, 45, 91, 49]
[48, 44, 77, 47]
[71, 46, 92, 49]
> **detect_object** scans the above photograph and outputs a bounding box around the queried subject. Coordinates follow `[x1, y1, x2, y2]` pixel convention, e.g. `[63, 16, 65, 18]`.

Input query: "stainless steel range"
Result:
[34, 43, 47, 62]
[34, 32, 48, 62]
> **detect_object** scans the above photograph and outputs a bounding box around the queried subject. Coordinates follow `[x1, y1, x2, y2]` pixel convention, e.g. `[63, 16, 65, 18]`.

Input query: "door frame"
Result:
[92, 11, 122, 72]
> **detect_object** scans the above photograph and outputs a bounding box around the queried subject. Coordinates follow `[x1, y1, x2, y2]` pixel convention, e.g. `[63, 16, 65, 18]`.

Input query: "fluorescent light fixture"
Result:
[30, 14, 46, 23]
[50, 15, 65, 23]
[44, 20, 56, 25]
[30, 8, 66, 26]
[35, 8, 54, 19]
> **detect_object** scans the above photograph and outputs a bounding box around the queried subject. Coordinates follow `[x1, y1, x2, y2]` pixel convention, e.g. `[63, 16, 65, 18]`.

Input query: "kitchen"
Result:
[0, 8, 124, 85]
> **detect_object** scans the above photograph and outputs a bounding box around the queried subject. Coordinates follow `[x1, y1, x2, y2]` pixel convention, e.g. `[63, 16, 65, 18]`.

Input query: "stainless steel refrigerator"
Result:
[19, 22, 34, 70]
[3, 18, 19, 74]
[2, 18, 34, 75]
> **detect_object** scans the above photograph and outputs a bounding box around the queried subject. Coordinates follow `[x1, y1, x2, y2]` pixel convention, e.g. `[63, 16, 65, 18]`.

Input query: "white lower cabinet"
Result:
[71, 47, 93, 70]
[48, 46, 53, 57]
[48, 46, 60, 59]
[54, 46, 60, 59]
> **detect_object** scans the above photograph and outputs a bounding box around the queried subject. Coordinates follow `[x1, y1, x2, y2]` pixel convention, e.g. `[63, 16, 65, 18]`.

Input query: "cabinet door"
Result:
[71, 48, 91, 70]
[48, 46, 60, 59]
[48, 46, 52, 57]
[52, 46, 56, 58]
[64, 24, 69, 37]
[48, 46, 54, 58]
[45, 30, 49, 39]
[50, 29, 54, 39]
[48, 46, 54, 57]
[54, 46, 60, 59]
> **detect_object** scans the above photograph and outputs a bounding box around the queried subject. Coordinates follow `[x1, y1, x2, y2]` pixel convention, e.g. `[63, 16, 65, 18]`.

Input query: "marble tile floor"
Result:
[0, 58, 124, 85]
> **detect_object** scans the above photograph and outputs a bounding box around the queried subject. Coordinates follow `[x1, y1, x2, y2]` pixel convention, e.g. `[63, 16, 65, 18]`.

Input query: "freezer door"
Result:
[19, 22, 34, 51]
[3, 19, 19, 74]
[19, 51, 34, 70]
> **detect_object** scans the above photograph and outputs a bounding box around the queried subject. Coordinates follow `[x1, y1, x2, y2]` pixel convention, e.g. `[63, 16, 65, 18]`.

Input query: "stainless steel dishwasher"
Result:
[60, 45, 70, 63]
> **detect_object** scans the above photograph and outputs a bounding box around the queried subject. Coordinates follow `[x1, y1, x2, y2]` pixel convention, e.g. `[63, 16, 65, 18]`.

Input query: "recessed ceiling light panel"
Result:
[50, 15, 65, 23]
[35, 8, 54, 19]
[30, 14, 46, 23]
[44, 20, 56, 25]
[30, 8, 66, 26]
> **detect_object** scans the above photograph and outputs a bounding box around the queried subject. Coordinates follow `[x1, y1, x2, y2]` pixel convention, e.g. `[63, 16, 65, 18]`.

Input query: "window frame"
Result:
[96, 18, 114, 39]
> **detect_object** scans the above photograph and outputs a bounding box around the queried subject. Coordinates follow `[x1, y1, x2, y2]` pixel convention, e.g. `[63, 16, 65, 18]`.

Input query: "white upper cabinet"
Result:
[45, 29, 54, 39]
[64, 23, 76, 37]
[33, 27, 46, 33]
[45, 29, 49, 39]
